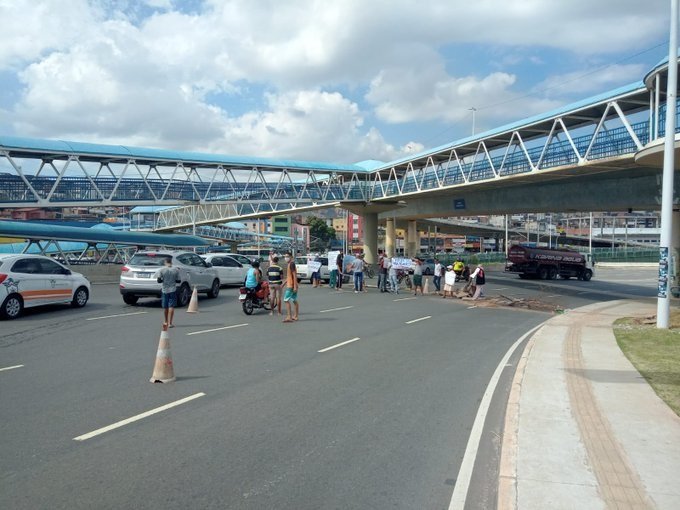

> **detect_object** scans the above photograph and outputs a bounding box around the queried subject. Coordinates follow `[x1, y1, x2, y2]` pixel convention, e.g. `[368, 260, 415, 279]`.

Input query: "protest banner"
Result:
[391, 257, 414, 270]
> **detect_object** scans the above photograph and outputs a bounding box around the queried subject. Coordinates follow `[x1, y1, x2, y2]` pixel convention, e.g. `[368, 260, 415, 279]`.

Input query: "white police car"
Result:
[0, 254, 91, 319]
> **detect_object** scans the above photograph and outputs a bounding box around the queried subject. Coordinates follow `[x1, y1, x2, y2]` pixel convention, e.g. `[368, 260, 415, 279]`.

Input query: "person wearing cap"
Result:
[433, 258, 442, 295]
[469, 263, 486, 300]
[412, 257, 424, 296]
[442, 264, 455, 298]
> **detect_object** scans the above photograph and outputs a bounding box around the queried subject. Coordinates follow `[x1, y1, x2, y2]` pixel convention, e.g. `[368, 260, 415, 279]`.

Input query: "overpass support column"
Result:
[407, 220, 418, 257]
[385, 218, 395, 256]
[362, 213, 378, 265]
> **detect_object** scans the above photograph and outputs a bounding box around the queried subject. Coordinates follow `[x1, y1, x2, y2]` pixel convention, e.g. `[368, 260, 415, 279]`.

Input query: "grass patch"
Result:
[614, 310, 680, 417]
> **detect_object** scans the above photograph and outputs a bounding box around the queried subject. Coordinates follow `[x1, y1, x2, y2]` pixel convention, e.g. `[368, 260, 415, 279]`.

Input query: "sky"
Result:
[0, 0, 672, 165]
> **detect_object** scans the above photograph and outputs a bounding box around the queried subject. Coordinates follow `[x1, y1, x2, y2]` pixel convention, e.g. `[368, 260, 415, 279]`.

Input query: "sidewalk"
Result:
[498, 300, 680, 510]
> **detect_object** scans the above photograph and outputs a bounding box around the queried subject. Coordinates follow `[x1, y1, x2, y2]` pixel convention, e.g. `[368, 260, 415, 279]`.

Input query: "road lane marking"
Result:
[318, 337, 360, 353]
[73, 392, 206, 441]
[405, 315, 431, 324]
[494, 287, 508, 291]
[0, 364, 24, 372]
[448, 323, 544, 510]
[319, 306, 354, 313]
[547, 294, 560, 298]
[86, 311, 149, 321]
[187, 323, 248, 336]
[393, 297, 417, 302]
[467, 306, 477, 309]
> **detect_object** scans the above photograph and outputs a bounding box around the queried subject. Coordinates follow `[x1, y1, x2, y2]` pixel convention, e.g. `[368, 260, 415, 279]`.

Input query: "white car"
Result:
[295, 256, 331, 283]
[0, 254, 91, 319]
[200, 254, 250, 286]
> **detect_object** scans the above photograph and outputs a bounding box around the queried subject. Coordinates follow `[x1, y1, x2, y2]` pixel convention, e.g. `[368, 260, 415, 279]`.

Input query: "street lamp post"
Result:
[657, 0, 679, 328]
[469, 107, 477, 135]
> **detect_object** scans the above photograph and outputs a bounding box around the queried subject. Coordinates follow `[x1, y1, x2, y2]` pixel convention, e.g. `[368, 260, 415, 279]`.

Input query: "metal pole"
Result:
[548, 214, 552, 249]
[469, 107, 477, 135]
[505, 214, 509, 256]
[658, 0, 678, 328]
[589, 212, 593, 254]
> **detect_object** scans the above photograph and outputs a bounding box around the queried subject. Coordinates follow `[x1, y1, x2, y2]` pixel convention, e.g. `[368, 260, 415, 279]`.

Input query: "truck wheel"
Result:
[548, 267, 557, 280]
[582, 269, 593, 281]
[537, 266, 548, 280]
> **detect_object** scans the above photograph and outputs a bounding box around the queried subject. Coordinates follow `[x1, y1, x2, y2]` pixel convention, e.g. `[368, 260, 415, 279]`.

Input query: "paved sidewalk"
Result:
[498, 300, 680, 510]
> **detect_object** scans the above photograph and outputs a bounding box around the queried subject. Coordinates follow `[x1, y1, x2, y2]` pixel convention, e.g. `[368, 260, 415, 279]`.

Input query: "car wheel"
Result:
[71, 286, 89, 308]
[178, 284, 191, 307]
[582, 269, 593, 282]
[207, 279, 220, 298]
[1, 294, 23, 320]
[123, 294, 139, 305]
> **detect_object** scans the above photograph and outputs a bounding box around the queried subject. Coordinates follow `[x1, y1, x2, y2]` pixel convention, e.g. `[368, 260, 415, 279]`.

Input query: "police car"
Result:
[0, 254, 91, 319]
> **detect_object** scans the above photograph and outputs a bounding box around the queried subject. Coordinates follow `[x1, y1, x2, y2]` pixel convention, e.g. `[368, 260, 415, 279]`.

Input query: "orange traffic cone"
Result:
[150, 324, 175, 383]
[186, 285, 199, 313]
[423, 277, 430, 294]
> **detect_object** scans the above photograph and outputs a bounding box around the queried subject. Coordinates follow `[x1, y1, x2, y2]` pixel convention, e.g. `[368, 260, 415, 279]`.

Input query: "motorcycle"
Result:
[454, 265, 471, 282]
[239, 281, 271, 315]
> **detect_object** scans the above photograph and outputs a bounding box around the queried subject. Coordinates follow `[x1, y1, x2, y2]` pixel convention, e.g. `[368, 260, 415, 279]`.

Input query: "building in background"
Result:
[270, 216, 290, 237]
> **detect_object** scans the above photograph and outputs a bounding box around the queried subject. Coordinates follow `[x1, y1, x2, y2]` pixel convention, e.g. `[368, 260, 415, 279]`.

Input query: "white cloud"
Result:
[535, 63, 648, 97]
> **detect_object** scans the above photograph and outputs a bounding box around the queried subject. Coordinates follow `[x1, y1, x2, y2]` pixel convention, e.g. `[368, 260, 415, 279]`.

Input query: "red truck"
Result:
[505, 246, 594, 281]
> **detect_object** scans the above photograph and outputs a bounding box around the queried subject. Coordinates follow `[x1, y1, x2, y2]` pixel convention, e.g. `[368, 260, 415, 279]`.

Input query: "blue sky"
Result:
[0, 0, 672, 164]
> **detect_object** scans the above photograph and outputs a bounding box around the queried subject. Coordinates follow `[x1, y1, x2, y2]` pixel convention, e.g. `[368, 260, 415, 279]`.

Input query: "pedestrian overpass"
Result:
[0, 55, 678, 258]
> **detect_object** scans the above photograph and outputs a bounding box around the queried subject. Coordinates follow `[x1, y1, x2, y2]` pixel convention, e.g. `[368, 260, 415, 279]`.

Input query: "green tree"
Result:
[305, 217, 336, 251]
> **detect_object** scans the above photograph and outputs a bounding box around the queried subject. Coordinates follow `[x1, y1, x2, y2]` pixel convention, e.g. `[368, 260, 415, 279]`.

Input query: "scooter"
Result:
[239, 281, 271, 315]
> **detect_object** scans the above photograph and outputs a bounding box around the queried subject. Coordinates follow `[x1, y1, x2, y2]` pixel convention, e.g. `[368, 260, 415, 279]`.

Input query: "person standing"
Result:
[267, 255, 283, 316]
[442, 265, 455, 298]
[351, 253, 365, 293]
[433, 258, 442, 295]
[469, 263, 486, 300]
[311, 254, 322, 288]
[412, 257, 424, 296]
[386, 254, 398, 294]
[377, 250, 387, 292]
[283, 251, 299, 322]
[335, 251, 344, 290]
[154, 256, 181, 328]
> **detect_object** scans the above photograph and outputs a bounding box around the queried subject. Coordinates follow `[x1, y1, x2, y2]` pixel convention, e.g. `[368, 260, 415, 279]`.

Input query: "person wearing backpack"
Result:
[469, 263, 486, 300]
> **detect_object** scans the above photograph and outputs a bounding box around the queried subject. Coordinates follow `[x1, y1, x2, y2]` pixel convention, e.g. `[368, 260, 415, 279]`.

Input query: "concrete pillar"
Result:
[385, 218, 396, 257]
[362, 212, 378, 265]
[407, 220, 418, 257]
[672, 211, 680, 291]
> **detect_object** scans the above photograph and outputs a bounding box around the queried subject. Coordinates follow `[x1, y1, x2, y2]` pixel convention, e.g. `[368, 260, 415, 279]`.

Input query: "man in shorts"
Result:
[283, 251, 299, 322]
[154, 256, 181, 328]
[267, 256, 283, 316]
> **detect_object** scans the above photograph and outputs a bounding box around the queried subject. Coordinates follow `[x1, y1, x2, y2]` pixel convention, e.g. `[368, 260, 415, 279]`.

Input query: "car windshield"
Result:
[129, 254, 169, 267]
[295, 257, 307, 265]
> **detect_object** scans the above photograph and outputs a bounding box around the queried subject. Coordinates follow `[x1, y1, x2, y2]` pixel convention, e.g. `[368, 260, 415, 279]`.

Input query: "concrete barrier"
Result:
[72, 264, 123, 284]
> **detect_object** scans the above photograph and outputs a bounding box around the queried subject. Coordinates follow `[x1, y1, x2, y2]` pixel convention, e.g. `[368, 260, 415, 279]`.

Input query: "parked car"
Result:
[119, 250, 220, 306]
[0, 254, 90, 319]
[201, 254, 249, 286]
[209, 252, 255, 267]
[295, 256, 331, 283]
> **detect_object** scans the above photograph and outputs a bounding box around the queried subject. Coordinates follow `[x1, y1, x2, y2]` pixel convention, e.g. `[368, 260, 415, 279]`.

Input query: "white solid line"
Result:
[319, 305, 354, 313]
[86, 311, 148, 321]
[73, 392, 206, 441]
[393, 297, 417, 302]
[448, 323, 544, 510]
[187, 323, 248, 336]
[0, 364, 24, 372]
[405, 315, 431, 324]
[318, 337, 360, 353]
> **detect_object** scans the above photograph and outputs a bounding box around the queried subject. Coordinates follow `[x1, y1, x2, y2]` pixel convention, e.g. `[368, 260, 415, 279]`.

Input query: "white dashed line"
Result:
[405, 315, 431, 324]
[73, 392, 206, 441]
[319, 306, 354, 313]
[393, 297, 417, 302]
[318, 337, 360, 353]
[187, 323, 248, 336]
[494, 287, 508, 291]
[467, 306, 477, 309]
[0, 364, 24, 372]
[86, 311, 148, 321]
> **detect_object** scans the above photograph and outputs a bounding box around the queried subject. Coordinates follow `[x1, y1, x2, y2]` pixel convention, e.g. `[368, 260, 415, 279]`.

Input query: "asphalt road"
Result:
[0, 267, 657, 509]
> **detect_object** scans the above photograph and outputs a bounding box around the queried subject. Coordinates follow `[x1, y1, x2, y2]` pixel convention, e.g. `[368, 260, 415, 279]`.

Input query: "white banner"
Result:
[391, 257, 414, 270]
[445, 271, 456, 285]
[328, 251, 340, 266]
[308, 260, 322, 272]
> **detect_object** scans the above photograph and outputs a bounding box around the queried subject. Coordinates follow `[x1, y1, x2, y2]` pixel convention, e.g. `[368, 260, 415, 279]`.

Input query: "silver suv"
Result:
[119, 250, 220, 306]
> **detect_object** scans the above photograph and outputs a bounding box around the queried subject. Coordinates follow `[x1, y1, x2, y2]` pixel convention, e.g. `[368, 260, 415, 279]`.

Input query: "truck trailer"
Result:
[505, 246, 594, 281]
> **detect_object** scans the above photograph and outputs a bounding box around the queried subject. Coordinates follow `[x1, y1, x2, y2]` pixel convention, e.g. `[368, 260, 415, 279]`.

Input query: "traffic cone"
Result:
[150, 325, 175, 383]
[186, 285, 199, 313]
[423, 277, 430, 294]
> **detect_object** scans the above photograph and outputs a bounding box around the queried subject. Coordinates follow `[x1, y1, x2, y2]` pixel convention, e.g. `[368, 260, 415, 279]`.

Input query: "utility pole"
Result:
[658, 0, 678, 328]
[469, 107, 477, 135]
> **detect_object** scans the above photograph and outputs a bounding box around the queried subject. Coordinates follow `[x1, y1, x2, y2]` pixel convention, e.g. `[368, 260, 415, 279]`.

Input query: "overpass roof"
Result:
[0, 220, 210, 247]
[0, 135, 366, 174]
